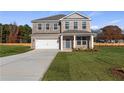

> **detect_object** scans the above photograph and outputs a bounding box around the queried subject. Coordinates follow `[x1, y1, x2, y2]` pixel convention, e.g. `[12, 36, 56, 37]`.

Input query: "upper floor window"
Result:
[82, 21, 86, 29]
[38, 24, 42, 30]
[65, 22, 69, 30]
[46, 24, 49, 30]
[54, 23, 58, 30]
[74, 21, 78, 30]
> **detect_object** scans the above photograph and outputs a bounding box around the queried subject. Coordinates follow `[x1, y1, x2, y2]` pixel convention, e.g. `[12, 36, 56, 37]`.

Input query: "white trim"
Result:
[90, 35, 94, 49]
[53, 23, 58, 31]
[74, 21, 78, 30]
[73, 35, 76, 48]
[37, 23, 42, 30]
[60, 35, 63, 51]
[59, 12, 90, 20]
[65, 21, 70, 30]
[63, 40, 72, 49]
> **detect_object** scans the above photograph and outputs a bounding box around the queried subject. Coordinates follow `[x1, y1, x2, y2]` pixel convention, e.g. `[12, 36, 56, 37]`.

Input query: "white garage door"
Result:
[35, 39, 59, 49]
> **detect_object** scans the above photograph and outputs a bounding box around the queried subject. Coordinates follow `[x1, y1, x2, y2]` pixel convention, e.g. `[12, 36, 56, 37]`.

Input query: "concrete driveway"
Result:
[0, 49, 58, 81]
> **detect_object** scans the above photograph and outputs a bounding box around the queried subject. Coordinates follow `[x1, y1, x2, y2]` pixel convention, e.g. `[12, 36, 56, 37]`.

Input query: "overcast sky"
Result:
[0, 11, 124, 30]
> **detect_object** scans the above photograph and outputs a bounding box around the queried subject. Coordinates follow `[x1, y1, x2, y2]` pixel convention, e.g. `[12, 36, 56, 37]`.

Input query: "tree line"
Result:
[0, 23, 124, 43]
[0, 23, 32, 43]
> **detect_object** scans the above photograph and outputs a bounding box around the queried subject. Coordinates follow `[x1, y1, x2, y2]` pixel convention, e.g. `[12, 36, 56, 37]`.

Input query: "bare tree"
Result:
[8, 22, 19, 43]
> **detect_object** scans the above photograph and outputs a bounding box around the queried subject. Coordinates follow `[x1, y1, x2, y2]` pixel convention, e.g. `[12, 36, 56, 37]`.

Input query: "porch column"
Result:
[60, 35, 63, 51]
[73, 35, 76, 48]
[90, 35, 94, 49]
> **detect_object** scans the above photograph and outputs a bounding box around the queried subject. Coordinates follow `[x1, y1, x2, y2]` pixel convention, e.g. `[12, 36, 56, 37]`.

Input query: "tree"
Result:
[0, 23, 2, 43]
[19, 24, 32, 43]
[97, 25, 123, 42]
[2, 24, 10, 43]
[8, 22, 19, 43]
[0, 23, 32, 43]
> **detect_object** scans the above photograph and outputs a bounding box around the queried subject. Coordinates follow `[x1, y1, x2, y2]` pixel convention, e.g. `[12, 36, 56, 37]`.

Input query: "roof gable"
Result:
[60, 12, 90, 20]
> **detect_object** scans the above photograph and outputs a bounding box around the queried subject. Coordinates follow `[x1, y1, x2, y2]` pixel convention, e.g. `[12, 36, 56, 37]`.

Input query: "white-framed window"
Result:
[76, 36, 87, 45]
[65, 21, 69, 30]
[77, 40, 81, 45]
[82, 21, 86, 29]
[76, 36, 81, 45]
[82, 40, 87, 45]
[74, 21, 78, 30]
[38, 24, 42, 30]
[82, 37, 87, 40]
[54, 23, 58, 30]
[46, 24, 49, 30]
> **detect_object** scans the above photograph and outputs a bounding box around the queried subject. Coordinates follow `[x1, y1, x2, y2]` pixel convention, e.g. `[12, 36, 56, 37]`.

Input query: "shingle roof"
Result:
[32, 14, 66, 22]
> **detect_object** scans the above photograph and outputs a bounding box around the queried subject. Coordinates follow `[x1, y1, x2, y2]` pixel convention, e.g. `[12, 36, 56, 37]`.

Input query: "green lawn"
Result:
[0, 45, 31, 57]
[43, 47, 124, 81]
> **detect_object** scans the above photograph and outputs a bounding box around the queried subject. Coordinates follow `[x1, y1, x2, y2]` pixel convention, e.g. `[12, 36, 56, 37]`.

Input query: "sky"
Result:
[0, 11, 124, 30]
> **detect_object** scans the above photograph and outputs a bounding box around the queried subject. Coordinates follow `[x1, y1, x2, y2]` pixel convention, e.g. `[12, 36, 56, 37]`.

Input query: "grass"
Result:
[0, 45, 32, 57]
[43, 47, 124, 81]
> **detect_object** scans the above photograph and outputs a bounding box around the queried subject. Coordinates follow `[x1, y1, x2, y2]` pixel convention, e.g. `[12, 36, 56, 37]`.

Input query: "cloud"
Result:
[91, 25, 99, 30]
[88, 12, 103, 17]
[104, 19, 123, 27]
[108, 19, 122, 24]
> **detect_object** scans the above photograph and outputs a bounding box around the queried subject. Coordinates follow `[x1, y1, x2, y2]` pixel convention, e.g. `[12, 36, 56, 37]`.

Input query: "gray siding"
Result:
[32, 21, 60, 34]
[60, 13, 91, 32]
[32, 13, 91, 34]
[61, 20, 90, 32]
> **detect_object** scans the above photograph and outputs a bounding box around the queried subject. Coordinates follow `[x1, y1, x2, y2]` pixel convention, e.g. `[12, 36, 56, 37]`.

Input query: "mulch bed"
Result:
[111, 67, 124, 80]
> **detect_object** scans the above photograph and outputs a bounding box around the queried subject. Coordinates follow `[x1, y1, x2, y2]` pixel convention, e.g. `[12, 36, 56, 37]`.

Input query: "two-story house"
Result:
[31, 12, 94, 51]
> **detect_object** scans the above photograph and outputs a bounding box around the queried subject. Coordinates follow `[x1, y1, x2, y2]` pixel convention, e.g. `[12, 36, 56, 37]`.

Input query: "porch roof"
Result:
[63, 30, 91, 33]
[62, 31, 95, 36]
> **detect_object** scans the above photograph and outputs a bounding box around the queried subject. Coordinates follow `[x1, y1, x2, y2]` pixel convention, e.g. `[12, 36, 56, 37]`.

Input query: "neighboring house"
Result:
[31, 12, 94, 51]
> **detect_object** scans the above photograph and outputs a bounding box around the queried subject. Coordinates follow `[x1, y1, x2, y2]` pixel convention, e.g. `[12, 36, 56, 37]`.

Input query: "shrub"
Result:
[73, 47, 99, 52]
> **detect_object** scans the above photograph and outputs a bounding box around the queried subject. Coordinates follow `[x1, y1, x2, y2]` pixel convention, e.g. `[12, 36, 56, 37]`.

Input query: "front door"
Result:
[82, 40, 88, 49]
[65, 39, 72, 48]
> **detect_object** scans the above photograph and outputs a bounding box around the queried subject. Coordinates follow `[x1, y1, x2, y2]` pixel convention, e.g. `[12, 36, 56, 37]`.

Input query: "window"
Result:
[82, 21, 86, 29]
[74, 21, 78, 30]
[38, 24, 42, 30]
[76, 36, 87, 45]
[46, 24, 49, 30]
[82, 40, 86, 45]
[54, 23, 58, 30]
[76, 36, 81, 40]
[65, 22, 69, 30]
[76, 36, 81, 45]
[77, 40, 81, 45]
[82, 37, 87, 40]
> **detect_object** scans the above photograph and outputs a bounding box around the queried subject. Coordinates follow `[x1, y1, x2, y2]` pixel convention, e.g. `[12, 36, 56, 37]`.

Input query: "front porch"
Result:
[60, 34, 94, 51]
